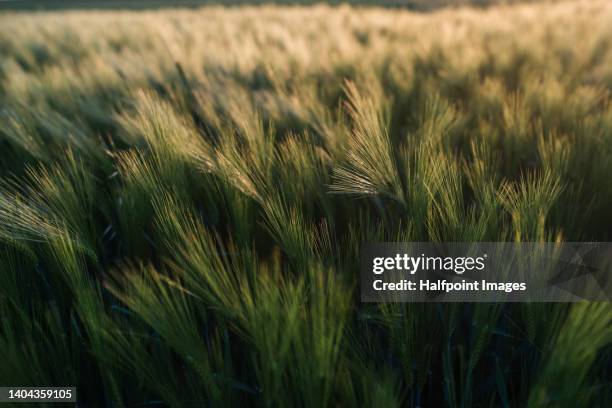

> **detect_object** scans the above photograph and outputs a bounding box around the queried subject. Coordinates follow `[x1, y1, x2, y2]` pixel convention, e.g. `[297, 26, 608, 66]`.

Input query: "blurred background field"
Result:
[1, 0, 611, 406]
[0, 0, 550, 11]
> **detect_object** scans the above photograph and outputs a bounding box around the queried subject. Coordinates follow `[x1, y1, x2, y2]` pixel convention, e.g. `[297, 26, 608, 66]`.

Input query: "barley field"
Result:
[1, 0, 612, 406]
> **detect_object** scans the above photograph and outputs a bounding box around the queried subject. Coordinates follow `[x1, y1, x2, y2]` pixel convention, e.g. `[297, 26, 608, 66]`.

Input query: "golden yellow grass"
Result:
[1, 1, 611, 103]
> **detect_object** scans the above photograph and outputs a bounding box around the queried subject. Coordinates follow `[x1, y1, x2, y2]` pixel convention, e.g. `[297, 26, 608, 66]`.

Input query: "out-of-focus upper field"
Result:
[2, 1, 612, 113]
[1, 0, 612, 406]
[0, 0, 554, 11]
